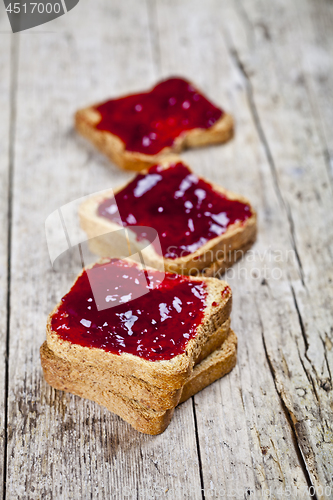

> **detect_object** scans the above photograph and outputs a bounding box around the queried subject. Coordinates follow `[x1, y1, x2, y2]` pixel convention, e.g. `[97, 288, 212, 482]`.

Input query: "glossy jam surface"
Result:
[98, 162, 252, 259]
[51, 259, 208, 361]
[94, 77, 223, 155]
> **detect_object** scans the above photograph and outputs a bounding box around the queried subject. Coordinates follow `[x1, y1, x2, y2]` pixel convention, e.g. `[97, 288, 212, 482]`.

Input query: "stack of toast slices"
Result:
[41, 258, 237, 435]
[41, 78, 255, 435]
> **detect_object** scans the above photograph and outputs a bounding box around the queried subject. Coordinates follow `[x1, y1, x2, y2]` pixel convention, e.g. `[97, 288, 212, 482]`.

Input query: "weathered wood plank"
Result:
[154, 0, 314, 498]
[0, 8, 15, 498]
[295, 0, 333, 187]
[4, 0, 333, 498]
[218, 0, 333, 497]
[5, 2, 203, 499]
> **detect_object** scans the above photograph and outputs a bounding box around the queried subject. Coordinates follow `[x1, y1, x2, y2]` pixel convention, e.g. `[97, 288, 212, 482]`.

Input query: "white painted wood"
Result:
[5, 1, 202, 498]
[0, 7, 14, 498]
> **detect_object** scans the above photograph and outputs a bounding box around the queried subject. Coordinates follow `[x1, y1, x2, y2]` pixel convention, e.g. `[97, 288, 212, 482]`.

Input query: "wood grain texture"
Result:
[154, 0, 316, 497]
[218, 0, 333, 497]
[0, 8, 15, 498]
[2, 0, 333, 498]
[294, 0, 333, 189]
[4, 1, 203, 498]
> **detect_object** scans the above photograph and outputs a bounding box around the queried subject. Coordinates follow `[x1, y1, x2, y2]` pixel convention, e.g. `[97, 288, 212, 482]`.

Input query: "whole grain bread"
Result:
[41, 329, 237, 435]
[46, 258, 232, 391]
[75, 81, 233, 172]
[179, 329, 237, 403]
[79, 162, 257, 277]
[41, 318, 230, 412]
[200, 236, 257, 278]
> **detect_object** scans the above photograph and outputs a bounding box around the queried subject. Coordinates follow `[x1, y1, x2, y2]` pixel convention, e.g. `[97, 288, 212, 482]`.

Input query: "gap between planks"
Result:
[3, 34, 19, 500]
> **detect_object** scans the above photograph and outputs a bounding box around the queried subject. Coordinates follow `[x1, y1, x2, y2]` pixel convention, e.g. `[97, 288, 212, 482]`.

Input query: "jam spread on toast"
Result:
[51, 259, 210, 361]
[98, 162, 252, 259]
[94, 77, 223, 155]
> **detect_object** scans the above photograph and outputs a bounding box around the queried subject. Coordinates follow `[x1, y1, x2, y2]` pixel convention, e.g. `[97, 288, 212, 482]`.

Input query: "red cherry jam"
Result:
[98, 162, 252, 259]
[94, 77, 223, 155]
[51, 258, 209, 361]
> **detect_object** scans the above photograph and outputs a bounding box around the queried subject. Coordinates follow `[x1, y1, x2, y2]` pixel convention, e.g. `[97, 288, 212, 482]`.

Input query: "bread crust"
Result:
[200, 235, 257, 278]
[41, 350, 175, 435]
[78, 162, 257, 276]
[41, 319, 230, 412]
[40, 330, 237, 435]
[75, 105, 234, 171]
[46, 258, 232, 391]
[179, 329, 237, 403]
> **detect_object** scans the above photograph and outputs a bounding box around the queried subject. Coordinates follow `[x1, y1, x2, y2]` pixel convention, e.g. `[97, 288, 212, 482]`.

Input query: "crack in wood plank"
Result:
[227, 43, 306, 287]
[222, 29, 320, 498]
[220, 1, 333, 496]
[3, 34, 19, 500]
[3, 0, 332, 498]
[5, 2, 204, 498]
[191, 398, 206, 500]
[290, 285, 326, 408]
[255, 296, 317, 495]
[151, 0, 320, 496]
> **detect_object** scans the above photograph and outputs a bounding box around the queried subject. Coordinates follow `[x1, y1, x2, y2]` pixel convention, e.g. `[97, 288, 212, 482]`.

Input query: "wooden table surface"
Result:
[1, 0, 332, 498]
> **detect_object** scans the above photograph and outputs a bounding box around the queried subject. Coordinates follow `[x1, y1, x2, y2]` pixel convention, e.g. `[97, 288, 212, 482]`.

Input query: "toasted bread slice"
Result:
[179, 329, 237, 403]
[41, 318, 230, 412]
[75, 77, 233, 171]
[200, 235, 256, 278]
[41, 330, 237, 435]
[46, 258, 232, 391]
[79, 161, 257, 276]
